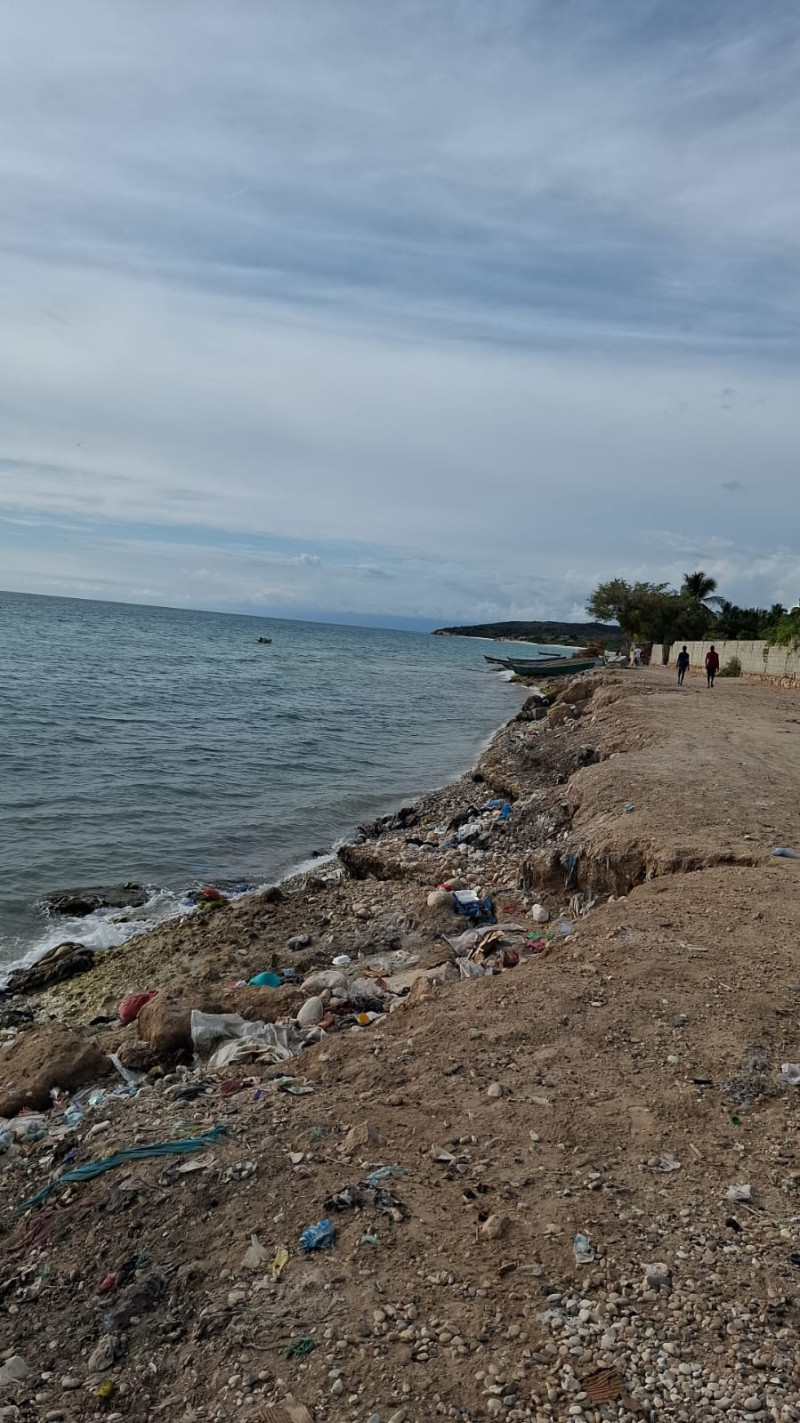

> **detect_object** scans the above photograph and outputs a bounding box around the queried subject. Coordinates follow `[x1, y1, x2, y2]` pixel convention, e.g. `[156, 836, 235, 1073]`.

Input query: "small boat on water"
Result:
[256, 636, 272, 644]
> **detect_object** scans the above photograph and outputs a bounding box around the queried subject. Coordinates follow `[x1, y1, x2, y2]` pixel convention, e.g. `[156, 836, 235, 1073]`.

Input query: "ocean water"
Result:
[0, 591, 554, 978]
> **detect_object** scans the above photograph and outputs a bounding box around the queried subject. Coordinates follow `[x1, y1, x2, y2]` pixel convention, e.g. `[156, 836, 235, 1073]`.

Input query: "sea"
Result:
[0, 590, 553, 981]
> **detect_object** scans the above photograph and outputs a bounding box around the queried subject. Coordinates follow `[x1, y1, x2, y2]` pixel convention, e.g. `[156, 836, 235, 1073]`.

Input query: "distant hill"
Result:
[432, 619, 624, 647]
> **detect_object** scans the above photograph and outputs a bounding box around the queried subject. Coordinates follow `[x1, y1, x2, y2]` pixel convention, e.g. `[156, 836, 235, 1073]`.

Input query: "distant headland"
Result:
[431, 619, 624, 648]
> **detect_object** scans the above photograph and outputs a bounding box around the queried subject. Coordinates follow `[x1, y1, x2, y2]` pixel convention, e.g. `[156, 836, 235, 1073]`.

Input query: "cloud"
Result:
[0, 2, 798, 620]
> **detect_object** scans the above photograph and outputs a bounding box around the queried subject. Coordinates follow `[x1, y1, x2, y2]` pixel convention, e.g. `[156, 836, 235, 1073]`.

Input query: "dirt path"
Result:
[2, 669, 800, 1422]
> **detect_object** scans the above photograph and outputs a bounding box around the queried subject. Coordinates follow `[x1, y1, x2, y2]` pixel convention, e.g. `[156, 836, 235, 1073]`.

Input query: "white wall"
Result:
[663, 640, 800, 681]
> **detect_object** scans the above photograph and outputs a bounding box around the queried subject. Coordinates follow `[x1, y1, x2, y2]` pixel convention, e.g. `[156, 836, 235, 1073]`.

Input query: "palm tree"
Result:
[682, 571, 723, 611]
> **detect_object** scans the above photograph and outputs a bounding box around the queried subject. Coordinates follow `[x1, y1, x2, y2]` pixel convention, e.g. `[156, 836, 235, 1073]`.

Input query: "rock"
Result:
[43, 884, 148, 916]
[87, 1336, 116, 1372]
[486, 1082, 504, 1099]
[643, 1261, 672, 1291]
[343, 1121, 384, 1153]
[480, 1214, 509, 1240]
[296, 996, 324, 1028]
[406, 975, 437, 1006]
[114, 1039, 157, 1074]
[531, 903, 550, 924]
[0, 1023, 110, 1118]
[6, 941, 96, 995]
[287, 934, 311, 951]
[427, 889, 454, 910]
[0, 1357, 28, 1387]
[137, 996, 193, 1060]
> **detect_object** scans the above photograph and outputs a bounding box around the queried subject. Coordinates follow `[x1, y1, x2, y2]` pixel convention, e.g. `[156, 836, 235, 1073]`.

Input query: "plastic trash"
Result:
[270, 1246, 289, 1280]
[108, 1052, 145, 1088]
[365, 1164, 406, 1187]
[18, 1125, 227, 1212]
[573, 1233, 596, 1264]
[242, 1234, 270, 1270]
[248, 971, 282, 988]
[118, 991, 158, 1025]
[726, 1183, 752, 1202]
[778, 1063, 800, 1086]
[299, 1218, 336, 1252]
[453, 889, 496, 924]
[772, 847, 800, 859]
[190, 1010, 302, 1070]
[9, 1115, 47, 1143]
[285, 1336, 315, 1359]
[332, 954, 352, 966]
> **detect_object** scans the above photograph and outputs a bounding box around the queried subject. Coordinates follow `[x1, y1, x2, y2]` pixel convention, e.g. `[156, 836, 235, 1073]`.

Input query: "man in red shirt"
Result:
[705, 645, 720, 688]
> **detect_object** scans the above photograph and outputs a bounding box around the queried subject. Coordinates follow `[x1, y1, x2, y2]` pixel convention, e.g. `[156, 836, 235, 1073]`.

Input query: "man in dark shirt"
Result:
[677, 645, 690, 685]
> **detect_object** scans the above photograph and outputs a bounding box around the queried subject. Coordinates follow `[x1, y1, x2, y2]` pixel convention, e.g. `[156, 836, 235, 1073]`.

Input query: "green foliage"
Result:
[769, 607, 800, 651]
[718, 656, 742, 678]
[681, 570, 723, 611]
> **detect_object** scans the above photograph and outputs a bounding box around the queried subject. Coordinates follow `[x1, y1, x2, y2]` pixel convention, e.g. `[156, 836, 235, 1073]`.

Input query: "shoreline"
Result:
[5, 668, 800, 1418]
[0, 688, 525, 992]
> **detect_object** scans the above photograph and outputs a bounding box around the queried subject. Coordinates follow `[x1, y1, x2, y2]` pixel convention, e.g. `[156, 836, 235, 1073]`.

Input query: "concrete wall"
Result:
[663, 640, 800, 684]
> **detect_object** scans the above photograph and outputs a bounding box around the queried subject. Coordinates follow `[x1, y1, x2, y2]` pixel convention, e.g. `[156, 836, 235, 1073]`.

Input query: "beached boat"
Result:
[484, 652, 567, 669]
[504, 656, 598, 678]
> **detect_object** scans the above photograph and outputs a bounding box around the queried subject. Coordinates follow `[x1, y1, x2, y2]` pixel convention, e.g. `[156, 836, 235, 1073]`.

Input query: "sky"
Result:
[1, 1, 799, 627]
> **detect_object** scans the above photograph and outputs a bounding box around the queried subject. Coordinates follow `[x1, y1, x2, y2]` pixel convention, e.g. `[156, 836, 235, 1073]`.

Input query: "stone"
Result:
[0, 1023, 110, 1118]
[480, 1215, 509, 1241]
[531, 903, 550, 924]
[287, 934, 312, 951]
[342, 1121, 384, 1153]
[43, 883, 148, 916]
[427, 889, 454, 910]
[87, 1336, 116, 1373]
[296, 996, 324, 1028]
[0, 1356, 28, 1388]
[6, 941, 96, 995]
[486, 1082, 504, 1099]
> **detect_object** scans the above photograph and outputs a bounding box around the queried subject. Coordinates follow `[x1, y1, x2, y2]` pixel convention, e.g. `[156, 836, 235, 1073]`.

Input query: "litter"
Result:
[299, 1218, 336, 1252]
[360, 1232, 380, 1247]
[653, 1155, 681, 1173]
[778, 1063, 800, 1086]
[17, 1125, 227, 1212]
[108, 1052, 145, 1088]
[573, 1233, 596, 1264]
[270, 1246, 290, 1280]
[772, 847, 800, 859]
[118, 991, 158, 1025]
[726, 1183, 752, 1202]
[332, 954, 351, 966]
[582, 1366, 638, 1410]
[324, 1185, 367, 1212]
[243, 1234, 270, 1270]
[453, 889, 496, 924]
[248, 971, 282, 987]
[285, 1336, 315, 1360]
[365, 1163, 406, 1186]
[190, 1010, 303, 1071]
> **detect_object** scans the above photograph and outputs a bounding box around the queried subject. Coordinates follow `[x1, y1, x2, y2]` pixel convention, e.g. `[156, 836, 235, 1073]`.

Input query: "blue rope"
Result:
[17, 1125, 227, 1212]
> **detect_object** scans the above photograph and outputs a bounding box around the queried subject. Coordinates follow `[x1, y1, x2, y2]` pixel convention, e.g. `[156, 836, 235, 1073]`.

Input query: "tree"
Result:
[587, 579, 684, 645]
[681, 570, 723, 611]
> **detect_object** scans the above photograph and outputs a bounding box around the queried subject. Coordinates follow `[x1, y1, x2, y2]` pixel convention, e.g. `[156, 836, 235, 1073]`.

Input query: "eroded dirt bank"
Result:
[2, 669, 800, 1423]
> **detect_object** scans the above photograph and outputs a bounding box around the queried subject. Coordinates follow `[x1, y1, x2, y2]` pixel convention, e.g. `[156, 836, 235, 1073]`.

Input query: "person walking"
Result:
[705, 644, 720, 689]
[677, 645, 690, 685]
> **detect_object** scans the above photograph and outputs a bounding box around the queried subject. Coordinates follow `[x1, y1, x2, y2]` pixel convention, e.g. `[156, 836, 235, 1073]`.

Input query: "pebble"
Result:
[486, 1082, 504, 1099]
[60, 1378, 80, 1390]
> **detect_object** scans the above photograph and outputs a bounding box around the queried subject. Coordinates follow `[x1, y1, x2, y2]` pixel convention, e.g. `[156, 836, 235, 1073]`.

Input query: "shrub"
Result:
[719, 656, 742, 678]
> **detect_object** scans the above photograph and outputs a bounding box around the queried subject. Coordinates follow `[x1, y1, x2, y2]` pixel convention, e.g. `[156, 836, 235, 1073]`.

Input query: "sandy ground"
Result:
[2, 667, 800, 1423]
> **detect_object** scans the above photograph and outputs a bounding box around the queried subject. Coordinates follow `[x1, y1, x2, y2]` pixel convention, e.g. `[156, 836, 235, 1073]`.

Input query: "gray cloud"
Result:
[0, 2, 798, 619]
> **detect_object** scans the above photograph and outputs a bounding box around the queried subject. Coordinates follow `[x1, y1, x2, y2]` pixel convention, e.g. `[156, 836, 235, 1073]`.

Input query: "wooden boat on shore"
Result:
[486, 654, 598, 677]
[506, 656, 598, 678]
[484, 652, 567, 669]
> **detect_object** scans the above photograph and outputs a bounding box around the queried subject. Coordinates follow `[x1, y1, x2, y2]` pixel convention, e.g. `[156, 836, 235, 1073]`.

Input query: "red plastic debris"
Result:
[118, 990, 158, 1025]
